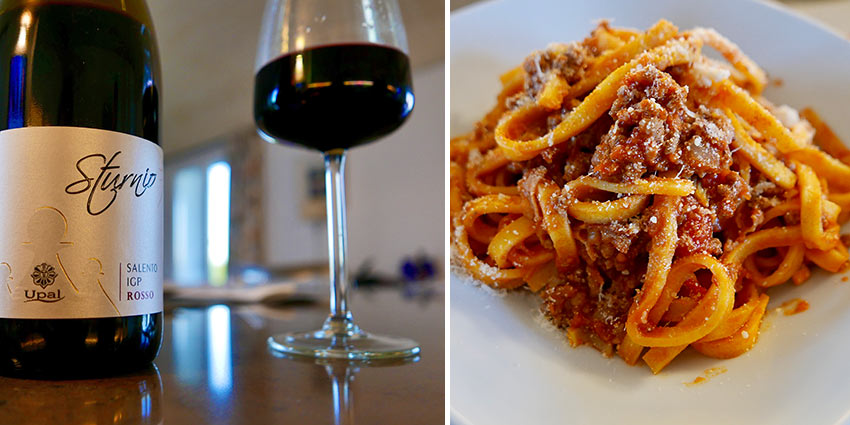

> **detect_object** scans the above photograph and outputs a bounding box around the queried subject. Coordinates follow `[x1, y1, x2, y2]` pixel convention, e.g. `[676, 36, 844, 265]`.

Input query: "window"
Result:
[165, 144, 231, 286]
[206, 161, 231, 286]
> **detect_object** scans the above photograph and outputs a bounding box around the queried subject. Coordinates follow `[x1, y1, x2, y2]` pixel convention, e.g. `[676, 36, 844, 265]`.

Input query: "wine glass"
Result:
[254, 0, 419, 359]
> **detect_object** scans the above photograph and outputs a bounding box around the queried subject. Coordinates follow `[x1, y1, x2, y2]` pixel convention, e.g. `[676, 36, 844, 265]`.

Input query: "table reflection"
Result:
[0, 365, 163, 425]
[207, 305, 233, 398]
[0, 285, 444, 424]
[271, 352, 420, 425]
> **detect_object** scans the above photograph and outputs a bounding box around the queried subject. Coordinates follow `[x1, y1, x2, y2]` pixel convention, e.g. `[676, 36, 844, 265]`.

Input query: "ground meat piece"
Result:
[578, 218, 646, 275]
[677, 196, 722, 256]
[749, 174, 783, 200]
[700, 170, 749, 223]
[540, 264, 640, 346]
[751, 181, 782, 199]
[582, 222, 631, 259]
[521, 114, 611, 186]
[591, 65, 690, 181]
[551, 44, 588, 82]
[561, 149, 592, 183]
[682, 106, 734, 175]
[523, 145, 573, 188]
[522, 42, 591, 100]
[590, 65, 734, 182]
[733, 203, 764, 239]
[541, 268, 591, 329]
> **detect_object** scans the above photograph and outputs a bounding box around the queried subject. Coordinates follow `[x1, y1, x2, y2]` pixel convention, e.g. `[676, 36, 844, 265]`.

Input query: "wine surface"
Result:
[254, 43, 414, 152]
[0, 1, 162, 378]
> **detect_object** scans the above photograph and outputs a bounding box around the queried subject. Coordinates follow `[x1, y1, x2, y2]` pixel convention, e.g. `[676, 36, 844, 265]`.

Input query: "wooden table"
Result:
[0, 283, 444, 424]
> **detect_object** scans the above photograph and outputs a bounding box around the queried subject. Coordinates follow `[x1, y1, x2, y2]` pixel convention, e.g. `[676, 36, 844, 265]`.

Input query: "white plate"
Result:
[450, 1, 850, 424]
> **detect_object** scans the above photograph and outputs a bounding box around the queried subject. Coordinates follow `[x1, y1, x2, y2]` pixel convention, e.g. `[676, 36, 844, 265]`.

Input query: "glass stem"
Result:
[323, 151, 356, 335]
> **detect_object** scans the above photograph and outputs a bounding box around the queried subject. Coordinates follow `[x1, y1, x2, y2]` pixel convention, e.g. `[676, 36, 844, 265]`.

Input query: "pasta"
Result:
[450, 19, 850, 373]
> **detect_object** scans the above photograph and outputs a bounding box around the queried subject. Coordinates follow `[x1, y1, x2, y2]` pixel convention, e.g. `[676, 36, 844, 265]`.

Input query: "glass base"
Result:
[267, 319, 420, 360]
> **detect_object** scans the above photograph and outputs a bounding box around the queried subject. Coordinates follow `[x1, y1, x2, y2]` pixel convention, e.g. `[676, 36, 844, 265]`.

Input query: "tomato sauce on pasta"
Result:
[450, 20, 850, 373]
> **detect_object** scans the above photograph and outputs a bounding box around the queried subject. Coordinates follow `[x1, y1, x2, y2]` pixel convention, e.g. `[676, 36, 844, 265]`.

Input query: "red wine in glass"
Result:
[254, 43, 414, 151]
[255, 0, 420, 360]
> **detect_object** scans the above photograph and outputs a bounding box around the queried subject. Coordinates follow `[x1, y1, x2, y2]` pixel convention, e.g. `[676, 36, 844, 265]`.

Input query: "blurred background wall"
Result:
[150, 0, 444, 285]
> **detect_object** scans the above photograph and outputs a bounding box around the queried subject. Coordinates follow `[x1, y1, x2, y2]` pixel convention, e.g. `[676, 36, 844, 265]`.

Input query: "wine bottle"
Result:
[0, 0, 163, 377]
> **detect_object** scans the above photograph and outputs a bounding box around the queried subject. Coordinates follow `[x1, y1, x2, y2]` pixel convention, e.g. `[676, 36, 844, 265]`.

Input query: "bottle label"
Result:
[0, 127, 163, 319]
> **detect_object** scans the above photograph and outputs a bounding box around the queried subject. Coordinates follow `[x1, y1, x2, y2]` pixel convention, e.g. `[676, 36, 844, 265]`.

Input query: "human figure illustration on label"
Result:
[84, 258, 119, 314]
[16, 207, 75, 303]
[1, 263, 11, 296]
